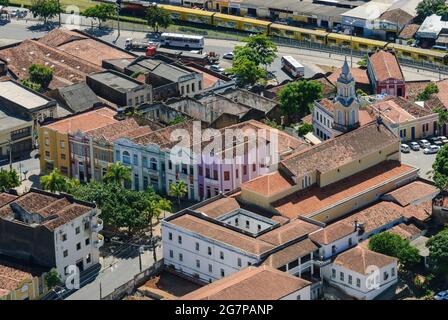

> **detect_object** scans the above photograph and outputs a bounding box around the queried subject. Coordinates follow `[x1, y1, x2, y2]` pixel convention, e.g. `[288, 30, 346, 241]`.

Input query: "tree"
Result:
[278, 80, 323, 123]
[20, 79, 42, 92]
[437, 3, 448, 21]
[30, 0, 61, 24]
[29, 64, 53, 89]
[168, 115, 187, 126]
[40, 169, 67, 193]
[226, 55, 266, 87]
[0, 169, 21, 190]
[416, 0, 445, 22]
[242, 34, 277, 68]
[434, 107, 448, 134]
[427, 226, 448, 279]
[0, 0, 9, 7]
[103, 162, 131, 186]
[417, 82, 439, 101]
[146, 6, 172, 33]
[369, 232, 420, 268]
[297, 123, 313, 136]
[45, 268, 62, 289]
[82, 4, 116, 29]
[168, 180, 187, 208]
[356, 88, 368, 96]
[432, 144, 448, 190]
[357, 58, 367, 68]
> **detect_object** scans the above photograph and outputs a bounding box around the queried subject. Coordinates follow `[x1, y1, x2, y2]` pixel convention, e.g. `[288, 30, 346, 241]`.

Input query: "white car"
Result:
[418, 139, 431, 148]
[401, 144, 410, 153]
[439, 136, 448, 144]
[223, 52, 234, 60]
[409, 142, 420, 151]
[423, 145, 440, 154]
[209, 64, 225, 73]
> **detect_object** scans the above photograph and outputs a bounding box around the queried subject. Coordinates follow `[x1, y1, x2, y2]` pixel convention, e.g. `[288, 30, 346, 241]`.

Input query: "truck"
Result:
[145, 46, 220, 66]
[125, 38, 159, 51]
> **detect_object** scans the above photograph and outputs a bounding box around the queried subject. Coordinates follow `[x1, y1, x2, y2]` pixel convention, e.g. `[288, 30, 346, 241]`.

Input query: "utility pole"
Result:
[115, 0, 122, 44]
[57, 0, 61, 28]
[99, 281, 102, 300]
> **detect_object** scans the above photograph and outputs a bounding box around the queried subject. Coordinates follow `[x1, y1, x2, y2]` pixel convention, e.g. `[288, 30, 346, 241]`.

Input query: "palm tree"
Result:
[40, 169, 67, 193]
[168, 180, 187, 209]
[103, 162, 131, 186]
[65, 178, 80, 194]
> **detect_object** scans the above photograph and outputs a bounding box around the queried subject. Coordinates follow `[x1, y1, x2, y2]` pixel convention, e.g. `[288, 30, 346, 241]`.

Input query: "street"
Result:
[401, 149, 436, 181]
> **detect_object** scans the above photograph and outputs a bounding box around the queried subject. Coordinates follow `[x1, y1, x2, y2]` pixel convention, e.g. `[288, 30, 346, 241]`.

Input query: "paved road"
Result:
[401, 148, 436, 181]
[0, 16, 445, 84]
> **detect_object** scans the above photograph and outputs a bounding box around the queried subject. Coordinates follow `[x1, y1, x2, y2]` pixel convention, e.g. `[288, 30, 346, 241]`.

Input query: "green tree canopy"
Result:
[427, 226, 448, 278]
[21, 79, 42, 92]
[146, 6, 172, 33]
[45, 268, 62, 289]
[0, 169, 20, 190]
[417, 82, 439, 101]
[297, 123, 313, 136]
[242, 34, 277, 68]
[168, 180, 187, 208]
[226, 55, 266, 87]
[29, 64, 53, 89]
[103, 162, 132, 186]
[416, 0, 445, 22]
[369, 231, 420, 268]
[30, 0, 61, 24]
[82, 3, 117, 28]
[0, 0, 9, 7]
[278, 80, 323, 123]
[432, 144, 448, 190]
[40, 169, 68, 193]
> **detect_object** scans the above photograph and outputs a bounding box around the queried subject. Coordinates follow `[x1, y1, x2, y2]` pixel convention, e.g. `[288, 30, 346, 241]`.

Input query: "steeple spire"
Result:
[338, 57, 353, 83]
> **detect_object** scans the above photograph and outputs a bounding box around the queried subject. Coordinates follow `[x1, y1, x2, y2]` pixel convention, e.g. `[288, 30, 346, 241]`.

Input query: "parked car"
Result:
[401, 144, 410, 153]
[209, 64, 225, 73]
[434, 290, 448, 300]
[439, 136, 448, 144]
[223, 52, 234, 60]
[430, 137, 443, 146]
[418, 139, 431, 148]
[409, 141, 420, 151]
[423, 145, 440, 154]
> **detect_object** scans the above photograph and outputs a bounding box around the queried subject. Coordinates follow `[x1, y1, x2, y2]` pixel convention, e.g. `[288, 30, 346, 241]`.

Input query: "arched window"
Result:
[337, 110, 342, 124]
[150, 158, 157, 170]
[122, 151, 130, 165]
[351, 110, 356, 125]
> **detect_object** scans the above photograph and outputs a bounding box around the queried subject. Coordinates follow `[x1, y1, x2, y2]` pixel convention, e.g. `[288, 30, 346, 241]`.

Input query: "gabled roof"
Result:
[333, 245, 397, 275]
[383, 180, 438, 207]
[56, 82, 100, 114]
[309, 222, 356, 245]
[261, 238, 318, 269]
[368, 50, 404, 82]
[181, 266, 310, 300]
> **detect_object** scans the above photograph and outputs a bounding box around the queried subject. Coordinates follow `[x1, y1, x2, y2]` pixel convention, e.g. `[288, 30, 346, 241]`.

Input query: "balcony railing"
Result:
[92, 218, 103, 233]
[95, 234, 104, 248]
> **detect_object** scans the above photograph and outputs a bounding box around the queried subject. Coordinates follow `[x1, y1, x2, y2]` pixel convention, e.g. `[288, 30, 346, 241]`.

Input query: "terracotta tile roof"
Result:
[314, 77, 337, 96]
[333, 245, 397, 275]
[359, 109, 374, 126]
[181, 266, 310, 300]
[380, 9, 413, 26]
[0, 29, 133, 89]
[309, 222, 355, 245]
[273, 161, 415, 219]
[168, 214, 274, 255]
[389, 222, 422, 240]
[280, 122, 399, 178]
[383, 180, 438, 207]
[262, 238, 318, 269]
[194, 197, 241, 219]
[0, 193, 18, 207]
[301, 114, 313, 125]
[399, 24, 420, 39]
[257, 219, 320, 246]
[131, 120, 195, 148]
[317, 98, 336, 112]
[370, 97, 433, 124]
[339, 201, 404, 235]
[0, 261, 33, 294]
[44, 107, 118, 134]
[436, 79, 448, 109]
[241, 171, 294, 197]
[368, 50, 404, 82]
[402, 200, 433, 222]
[0, 190, 94, 231]
[85, 118, 147, 143]
[328, 67, 370, 85]
[406, 81, 431, 101]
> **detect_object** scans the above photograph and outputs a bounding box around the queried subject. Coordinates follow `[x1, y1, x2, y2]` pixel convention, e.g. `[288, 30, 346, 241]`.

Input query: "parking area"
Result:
[401, 148, 436, 180]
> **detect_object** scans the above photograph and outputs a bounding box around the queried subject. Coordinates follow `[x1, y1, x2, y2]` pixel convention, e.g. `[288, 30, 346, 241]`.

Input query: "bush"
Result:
[297, 123, 313, 136]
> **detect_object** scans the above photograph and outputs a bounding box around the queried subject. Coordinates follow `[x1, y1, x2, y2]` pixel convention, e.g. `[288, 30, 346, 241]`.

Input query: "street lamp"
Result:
[115, 0, 122, 44]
